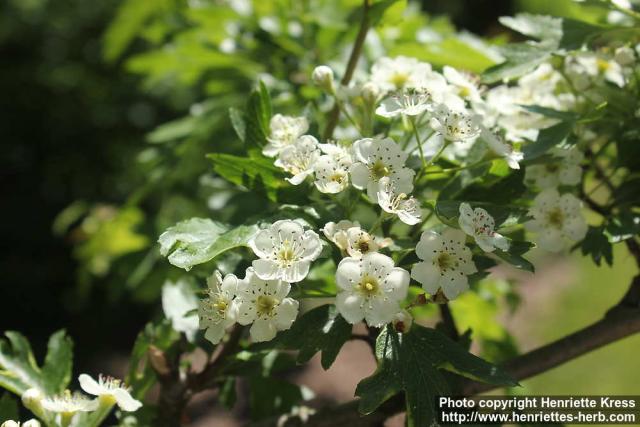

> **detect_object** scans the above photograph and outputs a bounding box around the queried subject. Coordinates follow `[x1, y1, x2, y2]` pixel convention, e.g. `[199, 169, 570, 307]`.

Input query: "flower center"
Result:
[330, 172, 345, 183]
[213, 298, 228, 314]
[277, 241, 297, 266]
[256, 295, 278, 316]
[547, 208, 565, 228]
[371, 160, 390, 180]
[391, 72, 409, 89]
[596, 58, 610, 72]
[357, 275, 380, 297]
[436, 252, 454, 270]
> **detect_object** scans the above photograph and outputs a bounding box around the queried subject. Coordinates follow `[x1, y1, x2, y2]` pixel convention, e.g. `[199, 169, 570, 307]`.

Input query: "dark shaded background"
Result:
[0, 0, 511, 374]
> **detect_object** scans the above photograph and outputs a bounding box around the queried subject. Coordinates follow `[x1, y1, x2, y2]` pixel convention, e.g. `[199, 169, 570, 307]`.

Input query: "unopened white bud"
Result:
[614, 46, 635, 66]
[361, 82, 381, 105]
[312, 65, 335, 93]
[23, 420, 41, 427]
[2, 421, 20, 427]
[392, 309, 413, 333]
[22, 388, 44, 414]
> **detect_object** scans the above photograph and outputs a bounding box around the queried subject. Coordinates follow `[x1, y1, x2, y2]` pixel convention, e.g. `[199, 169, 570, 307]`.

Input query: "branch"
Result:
[323, 0, 371, 140]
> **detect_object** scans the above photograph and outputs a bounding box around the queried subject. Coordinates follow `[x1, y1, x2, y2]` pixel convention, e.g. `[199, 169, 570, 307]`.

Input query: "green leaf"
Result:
[0, 393, 18, 422]
[247, 377, 308, 421]
[606, 210, 640, 243]
[481, 42, 553, 83]
[369, 0, 407, 26]
[208, 153, 287, 201]
[41, 330, 73, 395]
[522, 120, 574, 160]
[499, 13, 562, 40]
[159, 218, 258, 271]
[244, 81, 272, 153]
[519, 105, 579, 121]
[581, 225, 613, 266]
[559, 18, 604, 49]
[0, 332, 43, 395]
[0, 330, 74, 396]
[272, 305, 352, 369]
[229, 107, 246, 142]
[494, 241, 536, 272]
[356, 326, 516, 427]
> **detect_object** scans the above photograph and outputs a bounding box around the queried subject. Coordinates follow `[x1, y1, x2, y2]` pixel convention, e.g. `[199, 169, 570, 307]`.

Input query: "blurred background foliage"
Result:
[1, 0, 636, 404]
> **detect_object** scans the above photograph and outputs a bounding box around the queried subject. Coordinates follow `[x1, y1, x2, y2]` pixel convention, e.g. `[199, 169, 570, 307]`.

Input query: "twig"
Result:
[323, 0, 371, 140]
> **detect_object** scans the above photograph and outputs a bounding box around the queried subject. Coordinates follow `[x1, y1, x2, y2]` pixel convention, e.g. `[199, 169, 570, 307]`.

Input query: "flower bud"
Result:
[22, 388, 43, 413]
[1, 421, 20, 427]
[361, 82, 381, 105]
[392, 309, 413, 333]
[23, 420, 41, 427]
[312, 65, 335, 94]
[614, 46, 635, 66]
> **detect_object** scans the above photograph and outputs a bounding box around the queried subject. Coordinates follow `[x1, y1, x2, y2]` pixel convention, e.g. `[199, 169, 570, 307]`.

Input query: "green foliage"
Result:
[356, 325, 516, 426]
[158, 218, 258, 271]
[269, 304, 352, 369]
[523, 120, 575, 160]
[0, 393, 19, 422]
[0, 330, 73, 396]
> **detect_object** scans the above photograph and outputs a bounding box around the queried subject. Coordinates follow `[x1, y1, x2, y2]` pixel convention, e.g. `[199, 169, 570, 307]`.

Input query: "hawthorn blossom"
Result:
[274, 135, 321, 185]
[481, 128, 523, 169]
[40, 391, 98, 415]
[198, 271, 238, 344]
[322, 220, 360, 253]
[370, 56, 432, 91]
[392, 309, 413, 333]
[78, 374, 142, 411]
[524, 147, 583, 189]
[443, 66, 482, 102]
[429, 104, 481, 143]
[263, 114, 309, 157]
[375, 87, 431, 118]
[335, 253, 409, 327]
[411, 228, 477, 300]
[349, 137, 414, 202]
[312, 65, 335, 93]
[525, 189, 588, 252]
[235, 268, 299, 342]
[1, 421, 40, 427]
[314, 154, 350, 193]
[345, 227, 380, 258]
[249, 220, 322, 283]
[377, 177, 421, 225]
[458, 203, 509, 252]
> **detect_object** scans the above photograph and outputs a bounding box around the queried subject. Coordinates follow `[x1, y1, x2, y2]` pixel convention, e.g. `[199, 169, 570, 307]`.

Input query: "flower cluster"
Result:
[19, 374, 141, 426]
[193, 43, 638, 340]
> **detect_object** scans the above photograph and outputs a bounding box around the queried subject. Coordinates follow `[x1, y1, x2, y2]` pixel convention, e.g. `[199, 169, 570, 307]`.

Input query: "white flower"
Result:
[263, 114, 309, 157]
[566, 53, 625, 88]
[322, 220, 360, 253]
[235, 268, 299, 342]
[525, 189, 587, 252]
[370, 56, 432, 92]
[349, 137, 414, 202]
[524, 147, 583, 189]
[274, 135, 321, 185]
[199, 271, 239, 344]
[458, 203, 509, 252]
[314, 154, 350, 193]
[335, 253, 409, 327]
[249, 220, 322, 283]
[345, 227, 380, 258]
[375, 87, 431, 118]
[411, 228, 477, 300]
[79, 374, 142, 412]
[429, 104, 481, 143]
[312, 65, 335, 93]
[361, 81, 382, 105]
[518, 63, 561, 92]
[377, 177, 421, 225]
[2, 421, 40, 427]
[41, 391, 98, 414]
[481, 128, 523, 169]
[614, 46, 635, 66]
[443, 66, 481, 102]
